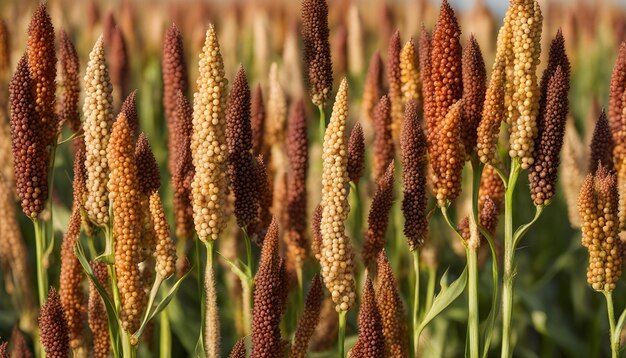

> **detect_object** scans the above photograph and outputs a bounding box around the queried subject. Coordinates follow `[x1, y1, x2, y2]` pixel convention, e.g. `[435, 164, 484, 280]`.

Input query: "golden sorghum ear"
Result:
[400, 38, 420, 104]
[589, 111, 614, 173]
[578, 165, 623, 292]
[191, 25, 229, 243]
[363, 162, 395, 266]
[285, 99, 309, 275]
[428, 0, 463, 149]
[228, 338, 246, 358]
[373, 95, 394, 182]
[172, 92, 194, 241]
[27, 4, 57, 147]
[461, 36, 487, 157]
[10, 55, 49, 217]
[251, 217, 284, 358]
[376, 251, 408, 358]
[529, 65, 570, 206]
[401, 100, 429, 251]
[291, 275, 323, 358]
[430, 100, 465, 206]
[350, 277, 385, 358]
[506, 0, 543, 170]
[149, 192, 177, 279]
[361, 51, 384, 124]
[89, 261, 110, 358]
[39, 288, 70, 358]
[387, 30, 403, 139]
[319, 79, 356, 313]
[608, 43, 626, 142]
[58, 30, 81, 133]
[120, 90, 138, 140]
[108, 113, 146, 333]
[347, 122, 365, 184]
[301, 0, 332, 107]
[163, 24, 189, 175]
[251, 84, 267, 158]
[227, 66, 259, 229]
[83, 35, 114, 227]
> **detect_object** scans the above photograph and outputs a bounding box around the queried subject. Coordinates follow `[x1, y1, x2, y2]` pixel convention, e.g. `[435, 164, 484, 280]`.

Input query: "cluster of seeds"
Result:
[191, 25, 229, 242]
[291, 275, 323, 358]
[361, 52, 383, 123]
[301, 0, 333, 107]
[373, 95, 394, 181]
[149, 192, 177, 279]
[58, 30, 81, 133]
[349, 278, 384, 358]
[461, 36, 487, 156]
[399, 39, 420, 104]
[172, 93, 195, 240]
[363, 162, 394, 265]
[387, 31, 403, 138]
[319, 79, 356, 312]
[376, 252, 408, 357]
[347, 122, 365, 184]
[83, 36, 114, 227]
[39, 288, 70, 358]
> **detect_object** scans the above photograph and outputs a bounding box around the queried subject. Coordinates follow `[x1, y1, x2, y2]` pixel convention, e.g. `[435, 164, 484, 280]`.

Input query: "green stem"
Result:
[319, 105, 326, 144]
[33, 218, 48, 307]
[121, 329, 137, 358]
[467, 248, 479, 358]
[426, 265, 436, 314]
[241, 228, 254, 336]
[604, 291, 619, 358]
[350, 181, 362, 245]
[160, 308, 171, 358]
[412, 250, 421, 358]
[501, 159, 520, 358]
[338, 310, 347, 358]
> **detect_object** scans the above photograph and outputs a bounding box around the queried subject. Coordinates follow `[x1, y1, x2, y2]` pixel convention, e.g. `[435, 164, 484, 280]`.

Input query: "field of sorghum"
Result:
[1, 0, 626, 357]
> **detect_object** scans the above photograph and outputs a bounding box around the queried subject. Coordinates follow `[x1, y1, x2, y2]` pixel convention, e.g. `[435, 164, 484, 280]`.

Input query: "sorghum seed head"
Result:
[373, 95, 395, 182]
[39, 288, 70, 358]
[83, 35, 114, 227]
[506, 0, 543, 170]
[285, 99, 309, 273]
[529, 65, 570, 206]
[58, 30, 81, 133]
[11, 328, 32, 358]
[108, 113, 146, 333]
[291, 275, 323, 358]
[589, 111, 614, 173]
[106, 17, 129, 103]
[149, 192, 177, 279]
[461, 36, 487, 156]
[172, 93, 195, 240]
[248, 155, 273, 245]
[387, 30, 404, 138]
[88, 261, 110, 358]
[266, 63, 287, 148]
[428, 0, 463, 149]
[163, 24, 189, 173]
[135, 133, 161, 195]
[228, 338, 246, 358]
[302, 0, 333, 107]
[361, 52, 384, 123]
[320, 79, 356, 313]
[27, 4, 58, 147]
[251, 217, 284, 358]
[191, 25, 229, 242]
[430, 100, 465, 206]
[60, 185, 86, 349]
[347, 122, 365, 184]
[311, 203, 323, 260]
[0, 18, 9, 79]
[9, 55, 49, 217]
[479, 164, 505, 212]
[363, 162, 395, 266]
[401, 100, 429, 250]
[350, 278, 385, 358]
[120, 90, 138, 140]
[419, 26, 434, 134]
[400, 38, 421, 104]
[376, 251, 408, 358]
[578, 164, 623, 292]
[608, 43, 626, 145]
[251, 84, 267, 157]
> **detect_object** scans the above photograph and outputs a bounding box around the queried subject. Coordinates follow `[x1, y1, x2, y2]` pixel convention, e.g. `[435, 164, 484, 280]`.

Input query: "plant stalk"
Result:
[33, 217, 48, 307]
[412, 249, 421, 358]
[241, 228, 254, 336]
[467, 247, 479, 358]
[338, 310, 347, 358]
[318, 105, 326, 144]
[501, 159, 520, 358]
[160, 308, 171, 358]
[603, 291, 619, 358]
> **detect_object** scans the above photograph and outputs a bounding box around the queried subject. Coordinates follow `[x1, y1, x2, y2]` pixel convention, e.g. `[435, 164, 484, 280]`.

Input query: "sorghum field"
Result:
[0, 0, 626, 357]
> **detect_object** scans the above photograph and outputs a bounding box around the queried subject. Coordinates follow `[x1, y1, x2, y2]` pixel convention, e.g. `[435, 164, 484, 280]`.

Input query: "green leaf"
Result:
[195, 335, 207, 358]
[417, 266, 468, 336]
[146, 269, 192, 323]
[615, 307, 626, 345]
[74, 240, 122, 357]
[216, 250, 250, 282]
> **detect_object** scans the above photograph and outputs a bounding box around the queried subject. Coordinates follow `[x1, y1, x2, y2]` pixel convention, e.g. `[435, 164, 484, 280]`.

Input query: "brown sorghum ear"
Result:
[172, 92, 194, 241]
[39, 288, 70, 358]
[251, 84, 267, 158]
[58, 30, 81, 133]
[120, 90, 138, 140]
[291, 275, 323, 358]
[363, 162, 395, 266]
[461, 36, 487, 157]
[373, 95, 394, 182]
[89, 261, 110, 358]
[350, 277, 385, 358]
[589, 111, 614, 173]
[401, 100, 429, 251]
[387, 30, 403, 139]
[228, 338, 246, 358]
[361, 52, 384, 123]
[347, 122, 365, 184]
[302, 0, 332, 107]
[376, 251, 408, 357]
